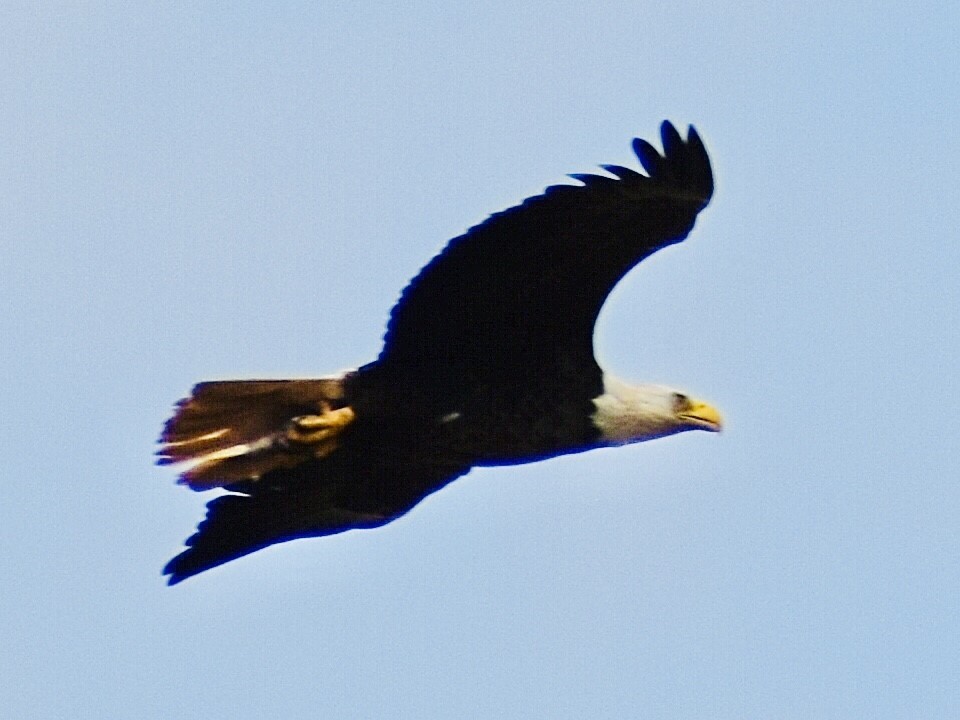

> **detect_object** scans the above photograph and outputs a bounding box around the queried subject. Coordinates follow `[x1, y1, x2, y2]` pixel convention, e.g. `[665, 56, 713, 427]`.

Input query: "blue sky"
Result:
[2, 2, 959, 718]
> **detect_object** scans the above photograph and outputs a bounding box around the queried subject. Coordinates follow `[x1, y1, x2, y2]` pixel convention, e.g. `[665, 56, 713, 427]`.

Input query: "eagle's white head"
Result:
[591, 374, 723, 446]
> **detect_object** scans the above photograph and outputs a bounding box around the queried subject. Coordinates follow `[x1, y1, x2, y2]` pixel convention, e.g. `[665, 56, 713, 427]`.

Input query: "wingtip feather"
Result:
[660, 120, 683, 157]
[632, 137, 663, 177]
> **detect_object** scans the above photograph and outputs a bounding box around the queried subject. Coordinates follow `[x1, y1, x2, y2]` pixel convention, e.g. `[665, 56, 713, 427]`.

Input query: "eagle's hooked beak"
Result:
[679, 399, 723, 432]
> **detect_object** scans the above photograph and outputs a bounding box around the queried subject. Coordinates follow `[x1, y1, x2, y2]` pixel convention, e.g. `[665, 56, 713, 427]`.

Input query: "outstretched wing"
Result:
[163, 456, 469, 584]
[377, 121, 713, 398]
[164, 482, 376, 585]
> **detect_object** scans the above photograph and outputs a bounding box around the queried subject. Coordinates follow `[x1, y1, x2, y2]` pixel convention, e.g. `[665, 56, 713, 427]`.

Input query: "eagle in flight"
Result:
[158, 121, 721, 584]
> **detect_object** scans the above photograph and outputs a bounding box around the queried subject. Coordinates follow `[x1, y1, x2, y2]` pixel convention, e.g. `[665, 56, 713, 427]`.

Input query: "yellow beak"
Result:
[679, 399, 723, 432]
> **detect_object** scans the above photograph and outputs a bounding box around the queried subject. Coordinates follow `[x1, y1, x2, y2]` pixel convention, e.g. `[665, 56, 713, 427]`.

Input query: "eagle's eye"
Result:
[671, 392, 690, 412]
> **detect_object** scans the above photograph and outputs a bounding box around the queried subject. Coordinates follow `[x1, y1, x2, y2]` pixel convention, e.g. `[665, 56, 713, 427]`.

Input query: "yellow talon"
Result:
[292, 415, 331, 430]
[285, 406, 356, 451]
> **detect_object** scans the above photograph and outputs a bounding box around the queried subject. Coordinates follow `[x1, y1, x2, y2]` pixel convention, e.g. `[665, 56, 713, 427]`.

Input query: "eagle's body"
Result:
[159, 122, 721, 584]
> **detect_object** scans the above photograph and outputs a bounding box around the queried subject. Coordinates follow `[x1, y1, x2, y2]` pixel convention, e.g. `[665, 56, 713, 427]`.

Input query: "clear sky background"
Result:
[2, 3, 959, 718]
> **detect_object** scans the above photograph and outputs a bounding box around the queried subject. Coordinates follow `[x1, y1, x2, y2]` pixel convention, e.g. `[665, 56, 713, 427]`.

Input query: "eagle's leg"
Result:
[285, 405, 356, 457]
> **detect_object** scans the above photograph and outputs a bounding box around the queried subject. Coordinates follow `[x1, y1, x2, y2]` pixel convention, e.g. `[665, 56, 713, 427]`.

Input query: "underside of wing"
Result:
[163, 478, 381, 585]
[163, 457, 469, 584]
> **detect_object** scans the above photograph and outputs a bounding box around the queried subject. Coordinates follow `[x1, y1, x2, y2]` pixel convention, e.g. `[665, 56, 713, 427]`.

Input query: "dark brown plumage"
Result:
[159, 122, 718, 584]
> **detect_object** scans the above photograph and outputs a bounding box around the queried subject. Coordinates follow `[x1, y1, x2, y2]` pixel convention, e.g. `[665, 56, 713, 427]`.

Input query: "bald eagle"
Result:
[159, 121, 720, 584]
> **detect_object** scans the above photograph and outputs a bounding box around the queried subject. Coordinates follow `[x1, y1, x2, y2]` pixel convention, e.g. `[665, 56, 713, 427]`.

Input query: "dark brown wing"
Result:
[375, 122, 713, 402]
[163, 453, 469, 584]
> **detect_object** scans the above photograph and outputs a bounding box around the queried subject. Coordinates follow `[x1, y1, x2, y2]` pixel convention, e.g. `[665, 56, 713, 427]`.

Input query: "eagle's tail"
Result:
[157, 378, 355, 489]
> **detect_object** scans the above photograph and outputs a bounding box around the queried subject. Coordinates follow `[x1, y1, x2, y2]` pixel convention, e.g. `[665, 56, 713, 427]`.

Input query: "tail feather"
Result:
[157, 377, 353, 488]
